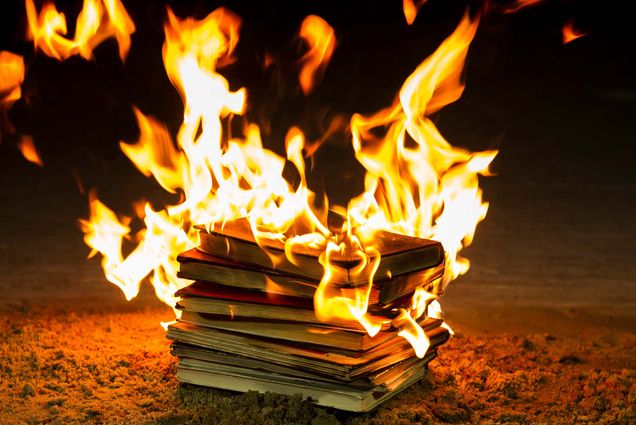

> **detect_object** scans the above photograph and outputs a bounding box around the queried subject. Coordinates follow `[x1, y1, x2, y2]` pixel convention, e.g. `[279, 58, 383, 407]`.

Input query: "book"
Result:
[177, 249, 446, 306]
[175, 350, 437, 412]
[172, 343, 436, 388]
[168, 221, 453, 412]
[196, 218, 444, 285]
[166, 321, 449, 379]
[177, 310, 441, 351]
[177, 249, 317, 298]
[175, 284, 385, 330]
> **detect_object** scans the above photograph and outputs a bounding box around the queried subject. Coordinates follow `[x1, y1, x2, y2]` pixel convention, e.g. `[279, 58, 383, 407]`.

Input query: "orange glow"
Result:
[0, 51, 25, 107]
[82, 9, 493, 358]
[562, 20, 587, 44]
[504, 0, 542, 14]
[25, 0, 135, 61]
[298, 15, 335, 95]
[403, 0, 427, 25]
[17, 135, 44, 166]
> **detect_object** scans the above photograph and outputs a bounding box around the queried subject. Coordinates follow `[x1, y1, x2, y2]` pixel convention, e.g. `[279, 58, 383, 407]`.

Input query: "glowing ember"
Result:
[81, 8, 496, 357]
[26, 0, 135, 61]
[298, 15, 336, 95]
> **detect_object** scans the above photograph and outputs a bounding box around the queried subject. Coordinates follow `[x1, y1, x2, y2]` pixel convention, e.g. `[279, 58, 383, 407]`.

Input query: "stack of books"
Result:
[167, 219, 451, 412]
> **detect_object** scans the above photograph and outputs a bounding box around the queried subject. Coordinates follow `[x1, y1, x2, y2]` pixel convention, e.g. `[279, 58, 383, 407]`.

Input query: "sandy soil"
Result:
[0, 304, 633, 425]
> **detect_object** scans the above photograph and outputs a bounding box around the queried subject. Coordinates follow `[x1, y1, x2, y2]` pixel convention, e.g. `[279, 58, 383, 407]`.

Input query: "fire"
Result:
[25, 0, 135, 61]
[81, 9, 495, 358]
[0, 50, 25, 137]
[348, 13, 495, 287]
[298, 15, 336, 95]
[403, 0, 427, 25]
[0, 51, 24, 107]
[562, 20, 587, 44]
[504, 0, 543, 14]
[17, 135, 44, 166]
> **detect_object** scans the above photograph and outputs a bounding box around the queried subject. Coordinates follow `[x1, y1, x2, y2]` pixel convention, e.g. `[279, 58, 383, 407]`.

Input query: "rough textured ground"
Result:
[1, 305, 633, 425]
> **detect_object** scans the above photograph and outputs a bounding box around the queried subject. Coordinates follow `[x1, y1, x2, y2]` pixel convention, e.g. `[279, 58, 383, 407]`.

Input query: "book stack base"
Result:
[167, 220, 450, 412]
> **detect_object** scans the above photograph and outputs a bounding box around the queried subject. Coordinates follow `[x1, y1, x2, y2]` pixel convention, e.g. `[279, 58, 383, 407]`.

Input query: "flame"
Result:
[562, 20, 587, 44]
[348, 13, 495, 286]
[25, 0, 135, 61]
[17, 135, 44, 166]
[403, 0, 427, 25]
[503, 0, 543, 14]
[0, 51, 25, 106]
[428, 299, 454, 335]
[82, 9, 494, 358]
[298, 15, 335, 95]
[0, 51, 25, 137]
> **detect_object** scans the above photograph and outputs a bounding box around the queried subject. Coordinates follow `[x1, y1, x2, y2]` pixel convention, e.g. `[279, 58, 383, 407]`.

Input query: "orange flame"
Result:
[17, 135, 44, 166]
[403, 0, 427, 25]
[298, 15, 335, 95]
[82, 9, 493, 358]
[349, 13, 495, 286]
[81, 7, 326, 315]
[0, 51, 25, 107]
[0, 51, 25, 137]
[504, 0, 543, 14]
[562, 20, 587, 44]
[25, 0, 135, 61]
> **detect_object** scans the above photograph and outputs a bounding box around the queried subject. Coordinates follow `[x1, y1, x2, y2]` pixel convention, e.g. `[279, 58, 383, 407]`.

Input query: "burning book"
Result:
[75, 4, 496, 415]
[166, 219, 451, 411]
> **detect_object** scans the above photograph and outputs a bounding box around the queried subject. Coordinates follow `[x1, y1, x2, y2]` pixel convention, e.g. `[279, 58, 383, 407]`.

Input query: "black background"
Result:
[0, 0, 634, 313]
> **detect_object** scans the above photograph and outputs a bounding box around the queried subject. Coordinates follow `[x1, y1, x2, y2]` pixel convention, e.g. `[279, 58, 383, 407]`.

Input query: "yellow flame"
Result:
[298, 15, 335, 95]
[428, 299, 454, 335]
[403, 0, 427, 25]
[82, 9, 493, 358]
[348, 13, 495, 286]
[17, 136, 44, 166]
[25, 0, 135, 61]
[394, 309, 430, 358]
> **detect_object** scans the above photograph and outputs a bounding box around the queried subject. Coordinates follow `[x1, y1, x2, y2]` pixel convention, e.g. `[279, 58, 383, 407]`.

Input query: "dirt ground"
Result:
[0, 303, 633, 425]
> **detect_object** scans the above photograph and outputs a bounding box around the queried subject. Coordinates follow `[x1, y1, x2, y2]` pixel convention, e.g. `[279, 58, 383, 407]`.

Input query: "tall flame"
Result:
[25, 0, 135, 61]
[82, 9, 495, 358]
[348, 13, 495, 287]
[298, 15, 335, 95]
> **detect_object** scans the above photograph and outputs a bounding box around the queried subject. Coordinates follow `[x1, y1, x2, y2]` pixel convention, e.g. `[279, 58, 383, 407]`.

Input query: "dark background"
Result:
[0, 0, 634, 330]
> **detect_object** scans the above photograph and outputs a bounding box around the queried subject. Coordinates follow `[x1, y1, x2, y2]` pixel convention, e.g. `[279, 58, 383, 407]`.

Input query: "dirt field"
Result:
[0, 303, 633, 425]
